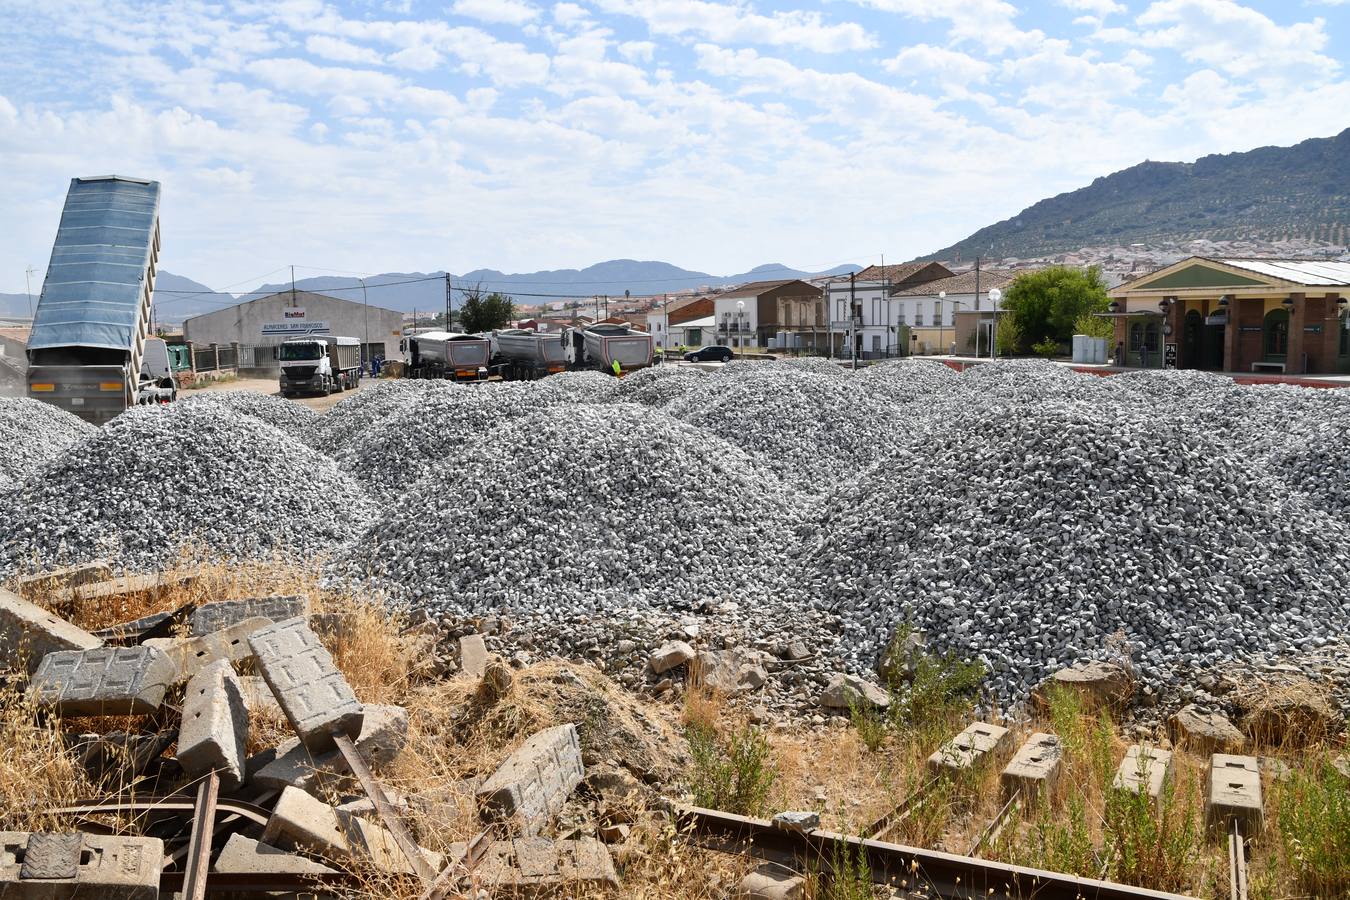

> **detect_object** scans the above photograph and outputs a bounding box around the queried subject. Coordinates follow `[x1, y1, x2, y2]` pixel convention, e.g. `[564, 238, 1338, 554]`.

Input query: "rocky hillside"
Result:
[924, 128, 1350, 262]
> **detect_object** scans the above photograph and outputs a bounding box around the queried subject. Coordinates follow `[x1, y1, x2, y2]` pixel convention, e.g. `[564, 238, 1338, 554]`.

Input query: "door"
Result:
[1182, 310, 1203, 369]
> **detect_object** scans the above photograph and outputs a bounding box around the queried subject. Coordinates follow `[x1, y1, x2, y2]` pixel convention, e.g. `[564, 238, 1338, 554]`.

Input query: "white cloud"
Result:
[883, 44, 993, 86]
[451, 0, 540, 26]
[1136, 0, 1337, 81]
[1161, 69, 1240, 110]
[1059, 0, 1126, 15]
[593, 0, 874, 53]
[1001, 39, 1143, 106]
[305, 35, 384, 65]
[618, 40, 655, 62]
[850, 0, 1041, 54]
[553, 2, 591, 25]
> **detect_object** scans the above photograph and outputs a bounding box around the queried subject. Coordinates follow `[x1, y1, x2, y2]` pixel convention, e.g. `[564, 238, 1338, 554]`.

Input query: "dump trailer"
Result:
[404, 331, 490, 381]
[26, 176, 162, 424]
[571, 323, 654, 374]
[493, 328, 567, 380]
[138, 337, 177, 405]
[279, 335, 362, 397]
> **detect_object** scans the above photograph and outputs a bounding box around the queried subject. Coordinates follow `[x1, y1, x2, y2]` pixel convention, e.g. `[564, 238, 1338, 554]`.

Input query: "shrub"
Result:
[1104, 775, 1198, 891]
[1278, 757, 1350, 895]
[1033, 338, 1060, 358]
[686, 721, 777, 816]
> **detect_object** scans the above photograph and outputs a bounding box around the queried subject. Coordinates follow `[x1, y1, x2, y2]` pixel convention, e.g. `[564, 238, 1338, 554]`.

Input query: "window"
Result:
[1341, 313, 1349, 356]
[1144, 321, 1160, 351]
[1264, 309, 1289, 358]
[872, 335, 881, 352]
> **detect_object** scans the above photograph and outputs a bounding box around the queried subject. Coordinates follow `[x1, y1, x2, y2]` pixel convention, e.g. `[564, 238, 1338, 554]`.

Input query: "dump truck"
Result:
[566, 323, 654, 375]
[278, 335, 362, 397]
[403, 331, 490, 381]
[26, 176, 164, 424]
[493, 328, 568, 380]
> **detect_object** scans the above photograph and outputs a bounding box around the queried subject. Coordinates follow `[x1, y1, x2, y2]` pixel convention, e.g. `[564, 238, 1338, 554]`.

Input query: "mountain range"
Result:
[922, 127, 1350, 263]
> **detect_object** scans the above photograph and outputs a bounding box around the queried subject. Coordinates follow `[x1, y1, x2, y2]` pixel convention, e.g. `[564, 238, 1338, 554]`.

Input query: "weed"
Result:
[822, 836, 874, 900]
[686, 721, 778, 817]
[880, 627, 984, 735]
[1103, 772, 1198, 892]
[1276, 755, 1350, 895]
[1013, 792, 1096, 877]
[848, 696, 889, 753]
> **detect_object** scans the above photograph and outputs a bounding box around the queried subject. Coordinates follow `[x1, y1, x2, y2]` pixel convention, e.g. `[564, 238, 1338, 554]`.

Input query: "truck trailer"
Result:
[26, 176, 164, 424]
[566, 323, 654, 374]
[279, 335, 362, 397]
[404, 331, 490, 381]
[493, 328, 567, 380]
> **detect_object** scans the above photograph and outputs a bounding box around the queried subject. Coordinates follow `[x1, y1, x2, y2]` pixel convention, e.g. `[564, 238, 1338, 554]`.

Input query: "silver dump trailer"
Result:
[580, 323, 654, 374]
[26, 176, 163, 424]
[405, 330, 490, 381]
[494, 328, 567, 380]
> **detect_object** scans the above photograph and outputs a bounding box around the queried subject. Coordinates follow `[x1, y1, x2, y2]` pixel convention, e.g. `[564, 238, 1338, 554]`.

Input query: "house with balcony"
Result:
[890, 268, 1019, 355]
[710, 280, 824, 351]
[824, 262, 952, 358]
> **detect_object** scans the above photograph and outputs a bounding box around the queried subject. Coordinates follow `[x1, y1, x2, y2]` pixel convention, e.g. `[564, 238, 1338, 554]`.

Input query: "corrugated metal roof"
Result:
[28, 177, 160, 352]
[1217, 258, 1350, 286]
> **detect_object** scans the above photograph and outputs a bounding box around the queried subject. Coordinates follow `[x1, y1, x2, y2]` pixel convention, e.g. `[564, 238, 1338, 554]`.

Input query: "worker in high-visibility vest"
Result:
[611, 358, 622, 377]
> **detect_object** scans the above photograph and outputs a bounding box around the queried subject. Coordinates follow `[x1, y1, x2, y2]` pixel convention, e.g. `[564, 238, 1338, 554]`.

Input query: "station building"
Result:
[1105, 257, 1350, 374]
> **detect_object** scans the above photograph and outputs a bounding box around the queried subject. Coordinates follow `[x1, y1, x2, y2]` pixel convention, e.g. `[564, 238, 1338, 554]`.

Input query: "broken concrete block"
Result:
[177, 659, 248, 791]
[820, 673, 890, 710]
[1112, 745, 1173, 804]
[64, 730, 175, 780]
[212, 834, 336, 876]
[248, 617, 363, 754]
[648, 640, 694, 674]
[72, 572, 195, 604]
[29, 645, 177, 716]
[1205, 754, 1264, 833]
[253, 704, 409, 792]
[454, 837, 618, 893]
[734, 862, 806, 900]
[927, 722, 1011, 774]
[13, 561, 113, 596]
[1034, 661, 1131, 710]
[1001, 732, 1063, 803]
[154, 616, 272, 684]
[90, 611, 174, 643]
[0, 586, 102, 674]
[0, 831, 162, 898]
[459, 633, 489, 679]
[477, 723, 584, 836]
[262, 786, 441, 875]
[1170, 705, 1244, 754]
[190, 594, 306, 637]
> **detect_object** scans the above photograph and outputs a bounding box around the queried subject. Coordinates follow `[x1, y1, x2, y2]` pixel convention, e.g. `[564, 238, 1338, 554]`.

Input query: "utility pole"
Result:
[450, 275, 461, 334]
[24, 265, 36, 319]
[849, 271, 857, 371]
[290, 265, 296, 308]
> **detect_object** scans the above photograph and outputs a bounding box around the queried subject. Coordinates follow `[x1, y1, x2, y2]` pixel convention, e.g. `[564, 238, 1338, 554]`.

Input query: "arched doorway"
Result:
[1182, 310, 1203, 369]
[1263, 309, 1289, 363]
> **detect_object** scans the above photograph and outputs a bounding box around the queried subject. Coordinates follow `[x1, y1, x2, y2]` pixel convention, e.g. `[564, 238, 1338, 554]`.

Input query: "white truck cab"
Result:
[279, 336, 362, 397]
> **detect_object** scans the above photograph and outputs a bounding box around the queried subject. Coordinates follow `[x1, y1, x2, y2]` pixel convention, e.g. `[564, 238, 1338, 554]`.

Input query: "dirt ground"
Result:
[183, 374, 374, 412]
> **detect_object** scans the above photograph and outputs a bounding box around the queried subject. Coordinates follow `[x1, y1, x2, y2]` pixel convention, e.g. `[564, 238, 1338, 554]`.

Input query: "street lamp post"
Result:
[937, 290, 946, 356]
[359, 277, 370, 375]
[987, 287, 1003, 359]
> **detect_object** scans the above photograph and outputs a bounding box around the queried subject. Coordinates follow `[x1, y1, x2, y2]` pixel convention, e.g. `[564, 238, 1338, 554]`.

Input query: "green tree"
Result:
[457, 285, 516, 333]
[1001, 266, 1109, 352]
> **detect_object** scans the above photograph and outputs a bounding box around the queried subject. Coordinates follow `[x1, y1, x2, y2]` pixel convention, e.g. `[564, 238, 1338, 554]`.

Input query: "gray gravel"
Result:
[0, 403, 374, 574]
[0, 397, 95, 493]
[180, 390, 318, 438]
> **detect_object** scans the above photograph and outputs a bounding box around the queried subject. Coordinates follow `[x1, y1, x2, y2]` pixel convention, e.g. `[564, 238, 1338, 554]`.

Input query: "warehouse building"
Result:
[1106, 258, 1350, 374]
[182, 290, 403, 371]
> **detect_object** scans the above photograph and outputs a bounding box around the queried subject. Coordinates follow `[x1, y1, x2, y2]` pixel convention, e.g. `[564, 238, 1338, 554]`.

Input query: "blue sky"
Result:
[1, 0, 1347, 292]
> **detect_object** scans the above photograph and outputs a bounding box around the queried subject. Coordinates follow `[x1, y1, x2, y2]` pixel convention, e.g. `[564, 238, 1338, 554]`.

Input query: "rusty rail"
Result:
[676, 805, 1197, 900]
[182, 771, 219, 900]
[332, 730, 436, 883]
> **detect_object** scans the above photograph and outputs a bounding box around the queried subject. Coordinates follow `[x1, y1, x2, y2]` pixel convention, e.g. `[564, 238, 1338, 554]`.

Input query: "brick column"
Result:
[1323, 294, 1343, 372]
[1286, 292, 1306, 374]
[1222, 295, 1240, 373]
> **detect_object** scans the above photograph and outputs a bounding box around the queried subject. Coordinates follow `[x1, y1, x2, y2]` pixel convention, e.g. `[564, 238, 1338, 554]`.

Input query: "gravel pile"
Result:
[797, 400, 1350, 707]
[611, 365, 709, 407]
[0, 404, 374, 575]
[0, 398, 95, 493]
[668, 365, 906, 490]
[180, 390, 318, 437]
[850, 358, 961, 404]
[306, 381, 450, 455]
[529, 370, 620, 404]
[336, 383, 554, 502]
[336, 403, 793, 621]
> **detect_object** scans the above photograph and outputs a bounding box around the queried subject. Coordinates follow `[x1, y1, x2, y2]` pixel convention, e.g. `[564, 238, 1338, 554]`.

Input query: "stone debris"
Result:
[11, 561, 112, 595]
[0, 398, 95, 494]
[147, 615, 271, 684]
[648, 640, 694, 675]
[449, 836, 618, 894]
[459, 632, 489, 679]
[252, 704, 409, 792]
[734, 862, 807, 900]
[261, 785, 444, 875]
[1035, 661, 1132, 711]
[0, 586, 102, 674]
[1112, 745, 1173, 803]
[819, 673, 890, 710]
[771, 810, 820, 832]
[29, 645, 177, 716]
[212, 833, 336, 876]
[693, 648, 768, 695]
[1169, 705, 1244, 754]
[928, 722, 1011, 774]
[72, 573, 197, 605]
